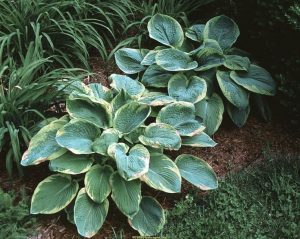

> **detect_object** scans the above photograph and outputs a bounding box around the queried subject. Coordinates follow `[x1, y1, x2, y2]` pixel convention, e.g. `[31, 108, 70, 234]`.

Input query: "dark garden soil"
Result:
[0, 58, 299, 239]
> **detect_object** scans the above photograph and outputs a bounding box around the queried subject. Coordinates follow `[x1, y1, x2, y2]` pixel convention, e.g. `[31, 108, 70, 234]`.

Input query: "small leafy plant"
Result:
[21, 77, 218, 237]
[115, 14, 276, 135]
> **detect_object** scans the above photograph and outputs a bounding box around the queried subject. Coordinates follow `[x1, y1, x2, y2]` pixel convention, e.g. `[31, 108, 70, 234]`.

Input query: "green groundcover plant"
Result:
[21, 78, 218, 237]
[115, 14, 276, 135]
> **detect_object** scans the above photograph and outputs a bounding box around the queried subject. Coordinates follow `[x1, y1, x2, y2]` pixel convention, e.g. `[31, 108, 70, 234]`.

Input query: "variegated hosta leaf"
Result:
[109, 74, 145, 98]
[141, 153, 181, 193]
[62, 81, 92, 96]
[138, 92, 174, 106]
[175, 154, 218, 190]
[56, 119, 100, 154]
[109, 143, 150, 181]
[141, 65, 173, 88]
[185, 24, 205, 42]
[139, 123, 181, 150]
[124, 127, 145, 144]
[85, 165, 113, 204]
[74, 188, 109, 238]
[114, 48, 146, 74]
[111, 90, 133, 117]
[194, 39, 223, 56]
[226, 103, 250, 128]
[129, 196, 165, 236]
[66, 99, 111, 128]
[31, 174, 79, 214]
[148, 14, 184, 47]
[156, 49, 198, 71]
[204, 15, 240, 50]
[89, 83, 113, 102]
[216, 70, 249, 108]
[141, 50, 159, 66]
[113, 102, 151, 134]
[107, 143, 129, 158]
[224, 55, 250, 71]
[168, 74, 207, 103]
[195, 93, 224, 135]
[92, 128, 119, 155]
[49, 152, 93, 175]
[21, 119, 67, 166]
[157, 102, 204, 136]
[230, 64, 276, 95]
[182, 132, 217, 147]
[110, 172, 141, 218]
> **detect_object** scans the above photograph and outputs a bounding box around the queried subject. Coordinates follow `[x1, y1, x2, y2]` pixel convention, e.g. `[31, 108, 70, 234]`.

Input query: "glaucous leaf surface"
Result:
[141, 65, 173, 88]
[141, 50, 159, 66]
[129, 196, 165, 236]
[110, 74, 145, 98]
[124, 127, 145, 144]
[224, 55, 250, 71]
[157, 102, 204, 136]
[141, 153, 181, 193]
[56, 120, 100, 154]
[148, 14, 184, 47]
[111, 90, 133, 117]
[115, 48, 146, 74]
[195, 93, 224, 135]
[110, 172, 141, 218]
[21, 119, 67, 166]
[203, 15, 240, 50]
[31, 174, 79, 214]
[216, 70, 249, 108]
[168, 74, 207, 103]
[89, 83, 113, 102]
[182, 132, 217, 147]
[109, 143, 150, 180]
[230, 64, 276, 95]
[84, 165, 113, 204]
[156, 49, 198, 71]
[66, 99, 111, 128]
[139, 123, 181, 150]
[185, 24, 205, 42]
[176, 154, 218, 190]
[49, 152, 93, 175]
[226, 103, 250, 128]
[74, 188, 109, 238]
[138, 92, 174, 106]
[113, 102, 151, 134]
[92, 128, 119, 155]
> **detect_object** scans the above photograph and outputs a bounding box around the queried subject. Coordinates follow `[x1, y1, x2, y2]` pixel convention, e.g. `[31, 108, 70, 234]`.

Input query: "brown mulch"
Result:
[1, 59, 299, 239]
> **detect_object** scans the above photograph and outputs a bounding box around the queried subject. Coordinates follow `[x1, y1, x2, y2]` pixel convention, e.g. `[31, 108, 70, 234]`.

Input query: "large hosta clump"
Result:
[21, 79, 217, 237]
[115, 14, 276, 135]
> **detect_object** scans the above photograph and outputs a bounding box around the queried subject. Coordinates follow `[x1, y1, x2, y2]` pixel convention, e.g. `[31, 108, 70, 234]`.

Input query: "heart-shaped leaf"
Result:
[141, 65, 173, 88]
[176, 154, 218, 190]
[110, 172, 141, 218]
[224, 55, 250, 71]
[182, 132, 217, 147]
[56, 119, 100, 154]
[195, 93, 224, 135]
[138, 92, 174, 106]
[185, 24, 205, 42]
[156, 49, 198, 71]
[129, 196, 165, 236]
[141, 50, 159, 66]
[157, 102, 204, 136]
[226, 102, 250, 128]
[89, 83, 113, 102]
[139, 123, 181, 150]
[31, 174, 79, 214]
[113, 102, 151, 134]
[230, 64, 276, 95]
[85, 165, 113, 204]
[148, 14, 184, 47]
[111, 90, 133, 117]
[115, 48, 146, 74]
[141, 153, 181, 193]
[216, 70, 249, 108]
[92, 128, 119, 155]
[74, 188, 109, 238]
[168, 74, 207, 103]
[109, 143, 150, 180]
[49, 152, 93, 175]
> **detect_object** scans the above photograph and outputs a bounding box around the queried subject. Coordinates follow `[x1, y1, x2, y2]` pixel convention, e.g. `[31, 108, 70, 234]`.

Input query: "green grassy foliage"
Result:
[162, 155, 300, 238]
[0, 188, 37, 239]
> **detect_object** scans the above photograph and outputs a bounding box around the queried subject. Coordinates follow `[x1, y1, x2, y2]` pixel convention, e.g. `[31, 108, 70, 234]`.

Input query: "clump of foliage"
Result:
[0, 188, 37, 239]
[21, 78, 218, 237]
[163, 155, 300, 238]
[115, 14, 276, 135]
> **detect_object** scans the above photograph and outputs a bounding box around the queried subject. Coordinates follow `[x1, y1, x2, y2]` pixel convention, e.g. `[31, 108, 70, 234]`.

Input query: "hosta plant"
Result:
[115, 14, 276, 135]
[21, 78, 218, 237]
